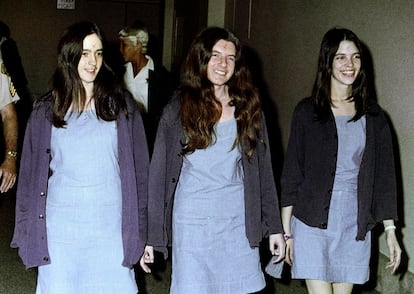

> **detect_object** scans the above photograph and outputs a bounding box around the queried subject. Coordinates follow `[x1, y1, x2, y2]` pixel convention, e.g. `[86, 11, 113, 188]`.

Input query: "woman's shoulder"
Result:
[366, 99, 390, 128]
[122, 90, 137, 112]
[295, 97, 313, 109]
[160, 93, 181, 123]
[32, 92, 53, 113]
[292, 97, 314, 117]
[366, 99, 383, 115]
[24, 92, 53, 127]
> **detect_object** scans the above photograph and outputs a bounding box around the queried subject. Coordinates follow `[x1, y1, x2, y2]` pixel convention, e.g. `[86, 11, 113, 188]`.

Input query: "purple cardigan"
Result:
[11, 92, 149, 269]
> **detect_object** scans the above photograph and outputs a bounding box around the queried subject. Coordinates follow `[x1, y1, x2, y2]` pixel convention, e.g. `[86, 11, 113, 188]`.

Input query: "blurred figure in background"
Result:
[119, 21, 175, 155]
[0, 21, 32, 151]
[0, 28, 19, 193]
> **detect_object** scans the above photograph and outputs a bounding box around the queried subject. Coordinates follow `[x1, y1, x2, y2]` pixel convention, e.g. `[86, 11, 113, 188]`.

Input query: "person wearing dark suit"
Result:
[119, 21, 175, 156]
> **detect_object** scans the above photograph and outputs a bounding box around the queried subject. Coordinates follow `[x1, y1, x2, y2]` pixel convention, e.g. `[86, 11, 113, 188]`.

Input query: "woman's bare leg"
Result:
[305, 279, 333, 294]
[332, 282, 353, 294]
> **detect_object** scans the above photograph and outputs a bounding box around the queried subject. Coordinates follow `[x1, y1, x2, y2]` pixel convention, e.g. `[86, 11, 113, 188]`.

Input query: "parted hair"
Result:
[312, 27, 369, 121]
[179, 27, 262, 159]
[51, 21, 125, 128]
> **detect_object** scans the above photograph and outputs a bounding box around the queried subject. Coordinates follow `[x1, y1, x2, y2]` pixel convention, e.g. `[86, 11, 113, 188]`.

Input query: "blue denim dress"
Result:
[171, 117, 265, 294]
[36, 110, 137, 294]
[291, 115, 371, 284]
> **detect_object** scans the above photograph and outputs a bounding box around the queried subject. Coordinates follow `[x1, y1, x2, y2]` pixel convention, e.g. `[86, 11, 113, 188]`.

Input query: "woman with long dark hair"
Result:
[12, 21, 149, 293]
[280, 27, 401, 294]
[145, 27, 285, 293]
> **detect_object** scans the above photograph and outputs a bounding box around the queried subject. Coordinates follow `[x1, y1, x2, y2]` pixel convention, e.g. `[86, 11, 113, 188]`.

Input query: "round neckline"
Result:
[217, 116, 236, 124]
[334, 114, 353, 118]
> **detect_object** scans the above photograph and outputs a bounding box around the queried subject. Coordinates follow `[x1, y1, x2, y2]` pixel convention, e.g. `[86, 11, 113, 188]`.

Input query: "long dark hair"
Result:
[51, 21, 125, 127]
[179, 27, 262, 159]
[312, 27, 368, 121]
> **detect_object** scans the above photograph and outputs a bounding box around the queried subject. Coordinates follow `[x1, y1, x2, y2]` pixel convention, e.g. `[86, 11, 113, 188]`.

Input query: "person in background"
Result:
[0, 32, 19, 193]
[280, 27, 401, 294]
[11, 21, 150, 293]
[0, 21, 32, 133]
[118, 21, 175, 155]
[144, 27, 285, 293]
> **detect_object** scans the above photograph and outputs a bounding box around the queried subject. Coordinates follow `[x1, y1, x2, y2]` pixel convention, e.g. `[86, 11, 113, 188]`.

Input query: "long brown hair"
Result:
[51, 21, 125, 127]
[179, 27, 262, 159]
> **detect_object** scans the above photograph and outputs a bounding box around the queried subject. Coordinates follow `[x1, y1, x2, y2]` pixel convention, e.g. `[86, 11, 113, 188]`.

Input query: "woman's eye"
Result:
[210, 55, 220, 61]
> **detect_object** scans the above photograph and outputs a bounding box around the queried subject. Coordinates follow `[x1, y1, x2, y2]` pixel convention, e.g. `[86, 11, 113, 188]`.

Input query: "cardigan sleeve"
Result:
[258, 114, 283, 236]
[132, 106, 150, 253]
[371, 113, 398, 222]
[10, 112, 34, 251]
[10, 106, 51, 269]
[280, 102, 306, 207]
[119, 95, 150, 267]
[147, 108, 169, 257]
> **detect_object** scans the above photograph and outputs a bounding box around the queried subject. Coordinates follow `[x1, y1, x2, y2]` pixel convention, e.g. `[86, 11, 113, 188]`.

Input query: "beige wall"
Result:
[230, 0, 414, 275]
[207, 0, 225, 27]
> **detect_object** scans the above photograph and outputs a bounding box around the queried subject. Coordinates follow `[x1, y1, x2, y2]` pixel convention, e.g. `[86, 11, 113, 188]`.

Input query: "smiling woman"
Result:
[11, 21, 150, 294]
[77, 33, 103, 99]
[145, 27, 286, 294]
[280, 27, 401, 294]
[207, 39, 236, 121]
[207, 40, 236, 89]
[331, 41, 361, 89]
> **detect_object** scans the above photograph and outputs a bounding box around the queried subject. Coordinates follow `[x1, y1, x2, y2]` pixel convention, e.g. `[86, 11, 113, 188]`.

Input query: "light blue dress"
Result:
[36, 110, 137, 294]
[291, 115, 371, 284]
[171, 117, 265, 294]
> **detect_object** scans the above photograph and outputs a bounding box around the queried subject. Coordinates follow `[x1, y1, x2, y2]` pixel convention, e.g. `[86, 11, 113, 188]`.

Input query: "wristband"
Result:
[6, 150, 18, 158]
[384, 225, 396, 231]
[284, 234, 293, 241]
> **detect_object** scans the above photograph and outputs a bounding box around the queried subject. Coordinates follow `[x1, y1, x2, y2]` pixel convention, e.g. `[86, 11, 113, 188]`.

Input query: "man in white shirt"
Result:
[119, 21, 175, 155]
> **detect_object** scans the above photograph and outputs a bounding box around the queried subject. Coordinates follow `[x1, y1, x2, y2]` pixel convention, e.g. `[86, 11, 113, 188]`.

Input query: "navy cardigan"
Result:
[280, 97, 398, 240]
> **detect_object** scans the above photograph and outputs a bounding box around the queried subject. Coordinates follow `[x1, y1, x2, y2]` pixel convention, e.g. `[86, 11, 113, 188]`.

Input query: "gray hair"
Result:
[118, 26, 149, 54]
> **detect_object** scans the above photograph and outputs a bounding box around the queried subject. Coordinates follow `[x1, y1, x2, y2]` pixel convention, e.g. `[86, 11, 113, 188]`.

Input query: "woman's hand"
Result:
[269, 233, 286, 263]
[385, 229, 401, 274]
[284, 237, 294, 266]
[281, 206, 293, 265]
[139, 245, 154, 273]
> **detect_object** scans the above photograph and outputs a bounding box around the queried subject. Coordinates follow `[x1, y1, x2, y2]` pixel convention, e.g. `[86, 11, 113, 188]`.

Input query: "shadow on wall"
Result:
[362, 40, 408, 279]
[242, 44, 285, 294]
[242, 45, 285, 192]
